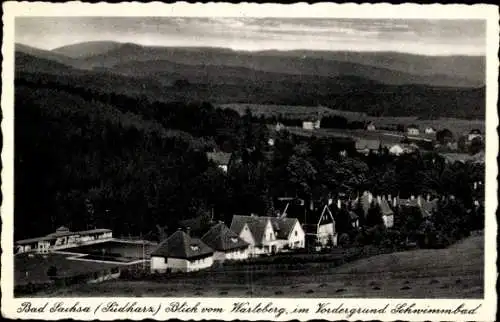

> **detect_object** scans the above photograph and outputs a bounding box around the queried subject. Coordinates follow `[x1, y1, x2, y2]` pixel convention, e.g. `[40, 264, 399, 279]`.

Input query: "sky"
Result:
[15, 17, 486, 56]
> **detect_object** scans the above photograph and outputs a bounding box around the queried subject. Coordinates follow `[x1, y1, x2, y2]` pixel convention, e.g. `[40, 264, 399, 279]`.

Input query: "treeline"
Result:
[16, 70, 485, 119]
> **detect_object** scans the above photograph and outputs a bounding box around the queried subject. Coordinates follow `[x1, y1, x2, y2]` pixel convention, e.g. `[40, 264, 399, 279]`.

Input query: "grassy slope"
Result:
[40, 234, 483, 298]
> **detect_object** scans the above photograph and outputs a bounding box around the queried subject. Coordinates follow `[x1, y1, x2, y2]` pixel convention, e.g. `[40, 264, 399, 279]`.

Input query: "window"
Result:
[295, 231, 298, 236]
[269, 233, 273, 240]
[190, 245, 199, 251]
[230, 237, 238, 243]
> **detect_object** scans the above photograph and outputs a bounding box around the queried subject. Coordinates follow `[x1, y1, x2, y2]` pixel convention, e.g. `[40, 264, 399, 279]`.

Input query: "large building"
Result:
[201, 222, 250, 262]
[15, 226, 113, 254]
[150, 229, 214, 273]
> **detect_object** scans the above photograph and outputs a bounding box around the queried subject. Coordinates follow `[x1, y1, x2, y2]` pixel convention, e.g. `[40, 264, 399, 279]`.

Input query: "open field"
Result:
[38, 235, 483, 298]
[286, 127, 409, 144]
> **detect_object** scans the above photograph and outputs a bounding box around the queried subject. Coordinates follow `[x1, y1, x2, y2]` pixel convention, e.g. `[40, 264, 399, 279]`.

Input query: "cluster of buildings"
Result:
[150, 213, 307, 273]
[148, 190, 447, 274]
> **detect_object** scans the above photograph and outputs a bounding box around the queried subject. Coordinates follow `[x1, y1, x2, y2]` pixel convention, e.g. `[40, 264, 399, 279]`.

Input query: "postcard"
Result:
[1, 2, 498, 321]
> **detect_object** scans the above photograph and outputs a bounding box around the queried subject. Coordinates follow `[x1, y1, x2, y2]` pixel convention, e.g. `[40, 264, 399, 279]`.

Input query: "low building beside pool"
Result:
[201, 222, 250, 262]
[15, 226, 113, 254]
[150, 229, 214, 273]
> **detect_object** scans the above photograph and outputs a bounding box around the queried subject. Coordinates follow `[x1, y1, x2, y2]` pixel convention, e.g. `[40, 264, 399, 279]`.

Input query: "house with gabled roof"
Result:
[269, 216, 305, 250]
[377, 197, 394, 228]
[302, 204, 338, 249]
[229, 214, 305, 256]
[230, 215, 279, 256]
[150, 229, 214, 273]
[201, 222, 249, 262]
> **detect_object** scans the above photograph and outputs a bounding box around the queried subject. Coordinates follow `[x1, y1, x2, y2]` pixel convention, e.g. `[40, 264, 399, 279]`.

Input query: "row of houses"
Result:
[150, 214, 308, 273]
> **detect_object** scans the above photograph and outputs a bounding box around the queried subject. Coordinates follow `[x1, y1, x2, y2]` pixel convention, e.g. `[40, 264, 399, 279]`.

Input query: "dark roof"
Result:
[16, 236, 54, 245]
[77, 228, 112, 235]
[355, 139, 380, 151]
[378, 199, 394, 216]
[230, 215, 271, 244]
[421, 199, 439, 217]
[206, 152, 232, 165]
[151, 230, 213, 260]
[201, 223, 249, 251]
[270, 217, 299, 239]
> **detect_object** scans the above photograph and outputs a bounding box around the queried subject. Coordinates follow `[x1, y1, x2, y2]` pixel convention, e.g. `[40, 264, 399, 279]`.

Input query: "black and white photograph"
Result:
[1, 2, 498, 321]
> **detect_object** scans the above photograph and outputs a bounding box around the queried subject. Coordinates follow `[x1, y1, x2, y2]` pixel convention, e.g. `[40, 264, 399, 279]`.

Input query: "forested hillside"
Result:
[15, 75, 484, 244]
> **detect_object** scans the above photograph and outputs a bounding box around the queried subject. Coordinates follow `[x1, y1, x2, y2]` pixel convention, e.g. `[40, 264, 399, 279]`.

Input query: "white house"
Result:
[424, 127, 436, 135]
[150, 229, 214, 273]
[468, 129, 482, 142]
[378, 197, 394, 228]
[270, 217, 305, 250]
[302, 121, 314, 130]
[201, 222, 249, 262]
[230, 214, 305, 256]
[366, 122, 376, 131]
[315, 205, 338, 247]
[230, 215, 279, 256]
[407, 126, 420, 136]
[389, 144, 405, 156]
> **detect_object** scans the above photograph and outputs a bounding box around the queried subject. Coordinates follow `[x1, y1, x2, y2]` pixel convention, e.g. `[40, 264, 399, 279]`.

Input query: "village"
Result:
[14, 113, 485, 295]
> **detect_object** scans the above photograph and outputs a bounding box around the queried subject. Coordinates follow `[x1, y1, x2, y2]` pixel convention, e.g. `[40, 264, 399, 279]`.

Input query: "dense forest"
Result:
[15, 76, 484, 249]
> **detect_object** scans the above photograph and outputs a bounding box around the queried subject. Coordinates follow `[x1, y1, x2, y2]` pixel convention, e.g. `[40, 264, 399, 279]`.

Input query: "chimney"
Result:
[337, 199, 341, 209]
[393, 197, 397, 208]
[186, 227, 191, 236]
[377, 195, 382, 205]
[427, 194, 431, 202]
[417, 196, 422, 207]
[410, 195, 415, 200]
[328, 198, 333, 206]
[388, 194, 392, 202]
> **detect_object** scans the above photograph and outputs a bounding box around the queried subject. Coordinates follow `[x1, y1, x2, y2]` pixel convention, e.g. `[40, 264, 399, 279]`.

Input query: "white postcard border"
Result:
[1, 2, 498, 321]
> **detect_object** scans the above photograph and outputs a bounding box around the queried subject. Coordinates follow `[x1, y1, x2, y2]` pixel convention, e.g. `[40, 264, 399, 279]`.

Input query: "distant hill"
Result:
[16, 43, 76, 66]
[255, 50, 485, 84]
[52, 41, 125, 58]
[15, 51, 75, 74]
[14, 44, 486, 118]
